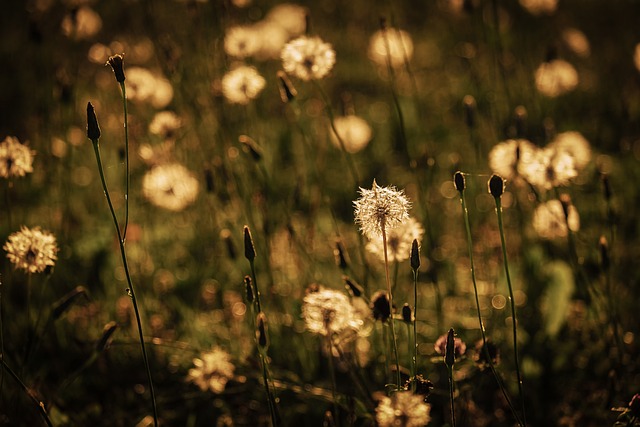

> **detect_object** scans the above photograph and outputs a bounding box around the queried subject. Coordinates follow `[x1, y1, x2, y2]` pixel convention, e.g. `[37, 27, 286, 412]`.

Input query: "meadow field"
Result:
[1, 0, 640, 426]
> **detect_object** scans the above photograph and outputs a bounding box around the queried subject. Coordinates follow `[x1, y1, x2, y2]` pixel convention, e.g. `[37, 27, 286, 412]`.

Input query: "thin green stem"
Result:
[118, 82, 130, 241]
[494, 197, 527, 426]
[0, 358, 53, 427]
[406, 322, 413, 385]
[249, 260, 262, 314]
[326, 335, 341, 427]
[91, 141, 158, 427]
[259, 350, 279, 427]
[459, 188, 523, 427]
[312, 80, 360, 186]
[448, 366, 456, 427]
[0, 277, 4, 401]
[412, 269, 418, 392]
[382, 226, 401, 389]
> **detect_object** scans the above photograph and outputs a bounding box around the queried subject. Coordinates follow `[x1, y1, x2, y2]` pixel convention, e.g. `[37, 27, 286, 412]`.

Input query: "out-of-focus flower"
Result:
[149, 111, 182, 139]
[521, 147, 578, 190]
[224, 25, 261, 59]
[519, 0, 557, 15]
[126, 67, 173, 108]
[186, 347, 235, 393]
[0, 136, 35, 178]
[61, 6, 102, 40]
[354, 180, 411, 239]
[252, 21, 289, 60]
[535, 59, 579, 97]
[434, 332, 467, 359]
[4, 226, 58, 274]
[221, 65, 266, 105]
[142, 163, 199, 211]
[634, 43, 640, 73]
[532, 199, 580, 239]
[281, 36, 336, 81]
[375, 391, 431, 427]
[366, 216, 424, 263]
[265, 3, 307, 38]
[302, 286, 363, 338]
[330, 115, 373, 154]
[562, 28, 590, 58]
[368, 28, 414, 68]
[547, 131, 591, 171]
[488, 139, 538, 181]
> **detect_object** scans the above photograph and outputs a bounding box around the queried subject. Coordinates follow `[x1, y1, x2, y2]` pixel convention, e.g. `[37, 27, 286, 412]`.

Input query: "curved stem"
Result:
[119, 82, 130, 241]
[382, 225, 401, 389]
[448, 366, 456, 427]
[91, 141, 158, 427]
[0, 358, 53, 427]
[459, 188, 523, 427]
[494, 197, 527, 426]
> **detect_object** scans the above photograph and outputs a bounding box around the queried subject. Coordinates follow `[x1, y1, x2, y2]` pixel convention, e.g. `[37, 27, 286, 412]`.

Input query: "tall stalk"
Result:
[87, 102, 158, 427]
[381, 224, 402, 389]
[489, 174, 527, 426]
[454, 171, 523, 427]
[410, 239, 420, 391]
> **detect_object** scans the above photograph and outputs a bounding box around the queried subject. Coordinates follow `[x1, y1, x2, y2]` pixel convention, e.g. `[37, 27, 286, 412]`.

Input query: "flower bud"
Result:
[488, 174, 504, 199]
[106, 54, 126, 83]
[277, 70, 297, 103]
[256, 312, 269, 350]
[343, 276, 363, 298]
[243, 225, 256, 261]
[402, 303, 412, 323]
[410, 239, 420, 272]
[86, 102, 101, 141]
[453, 171, 465, 193]
[95, 321, 118, 353]
[445, 328, 456, 368]
[244, 275, 254, 303]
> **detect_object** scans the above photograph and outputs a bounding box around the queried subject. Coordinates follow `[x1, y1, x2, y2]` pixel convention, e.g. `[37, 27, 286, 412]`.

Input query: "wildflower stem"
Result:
[412, 268, 418, 392]
[249, 259, 262, 314]
[448, 365, 456, 427]
[326, 336, 341, 427]
[493, 196, 527, 426]
[258, 350, 279, 427]
[312, 80, 360, 186]
[118, 81, 130, 241]
[457, 178, 523, 427]
[382, 225, 402, 389]
[0, 358, 53, 427]
[91, 140, 158, 427]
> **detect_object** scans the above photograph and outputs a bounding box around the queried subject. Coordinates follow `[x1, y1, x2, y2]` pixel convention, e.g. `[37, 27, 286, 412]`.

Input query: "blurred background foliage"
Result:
[1, 0, 640, 426]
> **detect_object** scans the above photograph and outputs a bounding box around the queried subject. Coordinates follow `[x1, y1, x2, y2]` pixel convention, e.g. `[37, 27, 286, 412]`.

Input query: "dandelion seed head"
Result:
[149, 111, 182, 139]
[520, 147, 578, 190]
[4, 226, 58, 274]
[302, 287, 363, 338]
[562, 28, 590, 58]
[186, 346, 235, 394]
[548, 131, 591, 171]
[366, 216, 423, 263]
[61, 6, 102, 40]
[354, 180, 411, 239]
[221, 65, 266, 105]
[281, 36, 336, 81]
[488, 139, 536, 181]
[375, 392, 431, 427]
[535, 59, 578, 97]
[142, 163, 199, 211]
[126, 67, 173, 108]
[265, 3, 307, 38]
[224, 25, 261, 59]
[0, 136, 35, 179]
[368, 29, 414, 68]
[519, 0, 557, 15]
[532, 199, 580, 239]
[330, 115, 373, 154]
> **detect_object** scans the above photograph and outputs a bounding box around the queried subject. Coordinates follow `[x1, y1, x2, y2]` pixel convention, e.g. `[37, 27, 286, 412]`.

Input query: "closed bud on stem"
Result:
[52, 286, 88, 320]
[95, 321, 118, 353]
[402, 303, 412, 323]
[445, 328, 456, 368]
[453, 171, 465, 193]
[106, 53, 126, 83]
[343, 276, 363, 297]
[599, 236, 609, 271]
[256, 312, 269, 350]
[243, 226, 256, 261]
[244, 275, 254, 303]
[86, 102, 101, 141]
[463, 95, 476, 129]
[277, 70, 297, 103]
[559, 193, 572, 222]
[334, 240, 349, 270]
[239, 135, 262, 162]
[411, 238, 421, 271]
[488, 174, 504, 199]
